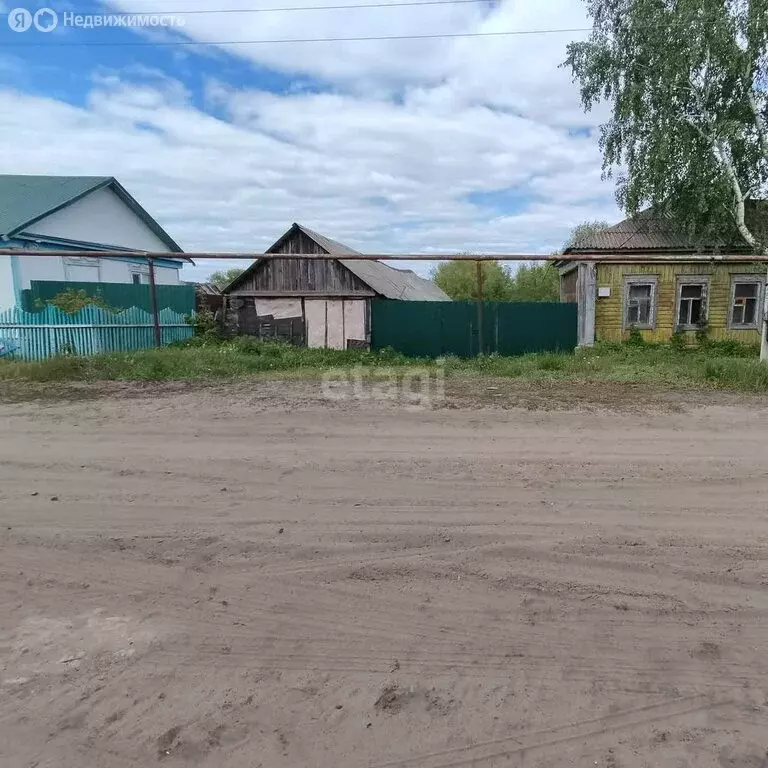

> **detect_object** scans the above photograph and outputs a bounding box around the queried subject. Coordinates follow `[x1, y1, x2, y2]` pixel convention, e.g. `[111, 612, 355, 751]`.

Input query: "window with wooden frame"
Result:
[675, 277, 709, 330]
[623, 276, 658, 329]
[729, 276, 764, 329]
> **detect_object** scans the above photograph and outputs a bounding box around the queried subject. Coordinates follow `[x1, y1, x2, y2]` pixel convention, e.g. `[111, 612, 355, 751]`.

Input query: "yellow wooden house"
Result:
[560, 209, 767, 346]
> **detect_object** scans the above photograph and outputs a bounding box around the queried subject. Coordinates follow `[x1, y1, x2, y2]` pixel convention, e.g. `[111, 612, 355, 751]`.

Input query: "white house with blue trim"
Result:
[0, 175, 187, 312]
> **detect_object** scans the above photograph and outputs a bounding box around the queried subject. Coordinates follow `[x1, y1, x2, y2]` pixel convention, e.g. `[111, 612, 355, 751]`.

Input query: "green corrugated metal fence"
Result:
[0, 305, 192, 360]
[371, 300, 577, 357]
[22, 281, 195, 315]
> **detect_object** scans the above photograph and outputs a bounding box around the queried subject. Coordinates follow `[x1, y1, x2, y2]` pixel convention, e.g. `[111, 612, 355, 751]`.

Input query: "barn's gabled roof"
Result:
[225, 223, 449, 301]
[0, 174, 186, 256]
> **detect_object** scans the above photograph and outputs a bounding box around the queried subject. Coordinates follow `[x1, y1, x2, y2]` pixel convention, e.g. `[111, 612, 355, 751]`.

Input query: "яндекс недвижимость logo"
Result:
[8, 7, 58, 32]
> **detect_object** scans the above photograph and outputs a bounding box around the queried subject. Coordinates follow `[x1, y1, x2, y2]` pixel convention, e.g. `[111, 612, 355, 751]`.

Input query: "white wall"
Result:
[14, 255, 180, 292]
[26, 186, 171, 252]
[6, 185, 183, 300]
[99, 258, 180, 285]
[152, 265, 180, 285]
[0, 256, 16, 312]
[16, 253, 66, 290]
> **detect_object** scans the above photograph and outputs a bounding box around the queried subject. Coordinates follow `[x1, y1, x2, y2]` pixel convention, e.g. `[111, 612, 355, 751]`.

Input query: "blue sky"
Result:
[0, 0, 619, 280]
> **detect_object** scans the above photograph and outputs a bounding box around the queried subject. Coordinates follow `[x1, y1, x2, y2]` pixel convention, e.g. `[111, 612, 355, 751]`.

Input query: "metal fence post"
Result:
[147, 257, 162, 347]
[476, 260, 484, 355]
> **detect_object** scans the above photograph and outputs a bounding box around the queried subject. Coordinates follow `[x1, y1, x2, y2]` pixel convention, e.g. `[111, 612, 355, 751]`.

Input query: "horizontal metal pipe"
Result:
[0, 249, 765, 262]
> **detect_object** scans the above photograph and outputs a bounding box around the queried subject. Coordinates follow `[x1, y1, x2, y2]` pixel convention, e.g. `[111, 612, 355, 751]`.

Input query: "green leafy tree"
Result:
[209, 267, 245, 290]
[563, 220, 610, 251]
[507, 264, 560, 302]
[564, 0, 768, 249]
[431, 260, 514, 300]
[432, 260, 564, 302]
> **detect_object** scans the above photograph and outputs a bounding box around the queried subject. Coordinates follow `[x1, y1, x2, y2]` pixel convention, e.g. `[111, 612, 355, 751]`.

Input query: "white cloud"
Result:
[109, 0, 595, 124]
[1, 0, 621, 281]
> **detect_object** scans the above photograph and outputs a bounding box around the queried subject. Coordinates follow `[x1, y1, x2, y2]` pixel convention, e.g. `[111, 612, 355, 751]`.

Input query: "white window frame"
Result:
[728, 275, 765, 330]
[675, 276, 710, 331]
[63, 256, 101, 282]
[623, 275, 658, 330]
[129, 265, 150, 285]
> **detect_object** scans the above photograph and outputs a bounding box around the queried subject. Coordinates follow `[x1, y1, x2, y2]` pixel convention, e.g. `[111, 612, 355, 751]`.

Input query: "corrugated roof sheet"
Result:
[195, 282, 221, 295]
[0, 175, 111, 237]
[566, 205, 767, 254]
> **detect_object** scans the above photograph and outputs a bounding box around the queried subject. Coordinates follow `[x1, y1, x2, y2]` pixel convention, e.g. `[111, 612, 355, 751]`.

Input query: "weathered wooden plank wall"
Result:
[232, 231, 374, 296]
[560, 269, 578, 303]
[594, 263, 766, 343]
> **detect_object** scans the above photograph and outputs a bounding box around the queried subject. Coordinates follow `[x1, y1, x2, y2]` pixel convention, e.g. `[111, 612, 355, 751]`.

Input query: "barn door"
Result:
[304, 299, 367, 349]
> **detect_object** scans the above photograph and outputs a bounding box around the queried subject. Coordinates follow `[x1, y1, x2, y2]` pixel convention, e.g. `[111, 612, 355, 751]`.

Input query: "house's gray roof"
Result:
[0, 175, 110, 237]
[0, 174, 185, 255]
[227, 223, 448, 300]
[297, 225, 448, 300]
[565, 205, 767, 254]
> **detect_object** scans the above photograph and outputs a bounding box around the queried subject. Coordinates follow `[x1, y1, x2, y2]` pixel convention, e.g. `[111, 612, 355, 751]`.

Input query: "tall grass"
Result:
[0, 337, 767, 392]
[0, 338, 421, 383]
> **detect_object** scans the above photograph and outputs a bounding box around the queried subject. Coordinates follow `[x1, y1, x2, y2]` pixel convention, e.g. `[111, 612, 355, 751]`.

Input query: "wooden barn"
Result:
[221, 223, 448, 348]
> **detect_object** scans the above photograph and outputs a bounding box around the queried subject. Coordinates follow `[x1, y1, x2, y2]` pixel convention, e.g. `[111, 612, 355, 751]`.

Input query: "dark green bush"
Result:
[626, 327, 645, 346]
[669, 332, 688, 352]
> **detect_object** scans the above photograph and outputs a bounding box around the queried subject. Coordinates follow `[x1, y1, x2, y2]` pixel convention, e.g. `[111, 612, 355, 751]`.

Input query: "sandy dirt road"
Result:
[1, 381, 768, 767]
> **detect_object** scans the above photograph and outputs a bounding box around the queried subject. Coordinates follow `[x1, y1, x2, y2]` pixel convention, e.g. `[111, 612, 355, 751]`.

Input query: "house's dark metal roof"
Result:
[225, 223, 449, 300]
[0, 174, 186, 256]
[565, 205, 766, 254]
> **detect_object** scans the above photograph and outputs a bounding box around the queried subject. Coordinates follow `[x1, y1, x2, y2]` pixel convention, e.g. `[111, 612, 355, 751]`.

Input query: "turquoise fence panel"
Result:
[371, 300, 577, 358]
[22, 280, 195, 315]
[0, 304, 192, 361]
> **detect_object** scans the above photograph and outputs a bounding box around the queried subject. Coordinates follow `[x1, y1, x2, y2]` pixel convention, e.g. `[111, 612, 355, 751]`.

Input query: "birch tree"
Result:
[564, 0, 768, 249]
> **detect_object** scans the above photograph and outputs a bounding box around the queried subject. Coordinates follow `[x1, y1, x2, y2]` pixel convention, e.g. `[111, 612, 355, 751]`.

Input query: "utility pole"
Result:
[476, 260, 484, 355]
[147, 257, 162, 348]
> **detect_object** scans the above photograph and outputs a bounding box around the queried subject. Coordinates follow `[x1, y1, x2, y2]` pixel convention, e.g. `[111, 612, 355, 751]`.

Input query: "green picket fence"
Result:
[0, 305, 192, 360]
[371, 300, 577, 357]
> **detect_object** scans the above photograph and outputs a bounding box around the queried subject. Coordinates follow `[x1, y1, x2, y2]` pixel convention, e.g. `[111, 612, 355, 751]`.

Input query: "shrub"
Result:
[695, 321, 710, 347]
[184, 309, 222, 341]
[669, 332, 689, 352]
[34, 288, 119, 315]
[626, 327, 646, 346]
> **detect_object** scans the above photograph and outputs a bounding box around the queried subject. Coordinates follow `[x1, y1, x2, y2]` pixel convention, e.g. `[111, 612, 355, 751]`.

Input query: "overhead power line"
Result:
[1, 26, 592, 47]
[0, 0, 504, 15]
